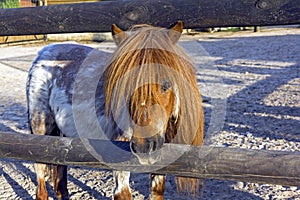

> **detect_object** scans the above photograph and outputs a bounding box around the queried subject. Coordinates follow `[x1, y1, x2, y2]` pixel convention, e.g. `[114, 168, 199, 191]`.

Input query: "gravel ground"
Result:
[0, 27, 299, 199]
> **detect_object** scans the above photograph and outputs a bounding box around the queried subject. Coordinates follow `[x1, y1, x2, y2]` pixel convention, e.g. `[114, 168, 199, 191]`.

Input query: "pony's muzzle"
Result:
[130, 134, 164, 165]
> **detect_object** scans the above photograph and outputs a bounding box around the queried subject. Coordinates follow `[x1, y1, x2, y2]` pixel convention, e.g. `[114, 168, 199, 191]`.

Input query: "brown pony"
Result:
[27, 21, 204, 200]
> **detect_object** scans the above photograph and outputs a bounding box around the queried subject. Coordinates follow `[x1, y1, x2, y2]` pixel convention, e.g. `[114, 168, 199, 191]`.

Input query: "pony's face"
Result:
[129, 82, 177, 164]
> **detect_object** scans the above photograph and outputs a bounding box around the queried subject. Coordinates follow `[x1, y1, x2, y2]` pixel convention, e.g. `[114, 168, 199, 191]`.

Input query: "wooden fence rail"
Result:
[1, 131, 299, 187]
[0, 0, 299, 36]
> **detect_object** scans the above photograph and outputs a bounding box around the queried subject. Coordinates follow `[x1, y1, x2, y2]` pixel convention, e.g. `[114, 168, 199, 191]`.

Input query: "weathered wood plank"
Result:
[46, 0, 100, 5]
[0, 131, 299, 186]
[0, 35, 44, 44]
[0, 0, 299, 36]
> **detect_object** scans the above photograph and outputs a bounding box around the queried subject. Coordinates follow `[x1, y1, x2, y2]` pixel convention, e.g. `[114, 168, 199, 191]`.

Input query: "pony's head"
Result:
[127, 82, 177, 164]
[105, 21, 203, 165]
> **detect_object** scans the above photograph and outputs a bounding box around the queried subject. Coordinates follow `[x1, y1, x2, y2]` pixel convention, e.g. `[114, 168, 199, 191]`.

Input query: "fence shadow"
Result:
[0, 161, 32, 198]
[130, 173, 263, 199]
[197, 34, 300, 142]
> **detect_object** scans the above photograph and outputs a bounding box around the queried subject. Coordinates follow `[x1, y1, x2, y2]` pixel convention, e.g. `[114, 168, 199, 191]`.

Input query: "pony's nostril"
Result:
[130, 135, 164, 155]
[130, 141, 137, 154]
[151, 140, 157, 151]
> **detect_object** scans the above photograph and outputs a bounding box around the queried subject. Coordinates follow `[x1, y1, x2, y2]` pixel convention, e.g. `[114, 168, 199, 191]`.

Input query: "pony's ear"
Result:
[112, 24, 127, 46]
[168, 21, 183, 44]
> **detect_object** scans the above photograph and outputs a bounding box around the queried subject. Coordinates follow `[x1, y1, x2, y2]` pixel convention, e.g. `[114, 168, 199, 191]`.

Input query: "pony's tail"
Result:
[175, 177, 204, 196]
[175, 116, 205, 196]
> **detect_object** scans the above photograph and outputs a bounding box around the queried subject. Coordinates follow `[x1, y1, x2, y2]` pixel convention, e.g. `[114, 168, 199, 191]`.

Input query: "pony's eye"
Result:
[161, 80, 172, 92]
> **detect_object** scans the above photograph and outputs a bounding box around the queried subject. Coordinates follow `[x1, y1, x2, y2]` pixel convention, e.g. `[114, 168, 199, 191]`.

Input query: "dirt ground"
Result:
[0, 27, 299, 199]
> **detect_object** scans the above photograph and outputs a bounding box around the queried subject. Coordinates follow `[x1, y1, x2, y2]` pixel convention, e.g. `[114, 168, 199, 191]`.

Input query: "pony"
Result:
[26, 21, 204, 200]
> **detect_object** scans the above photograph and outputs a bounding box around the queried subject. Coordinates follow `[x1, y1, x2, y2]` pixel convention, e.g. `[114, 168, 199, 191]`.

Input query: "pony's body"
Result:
[27, 43, 120, 139]
[27, 22, 204, 200]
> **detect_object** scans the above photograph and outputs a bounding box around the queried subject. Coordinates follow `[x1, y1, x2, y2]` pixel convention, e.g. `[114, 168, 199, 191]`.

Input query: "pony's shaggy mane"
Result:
[104, 24, 204, 194]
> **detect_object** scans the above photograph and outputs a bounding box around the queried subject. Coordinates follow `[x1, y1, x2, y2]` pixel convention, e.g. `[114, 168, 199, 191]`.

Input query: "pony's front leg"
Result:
[113, 171, 132, 200]
[34, 163, 48, 200]
[150, 174, 166, 200]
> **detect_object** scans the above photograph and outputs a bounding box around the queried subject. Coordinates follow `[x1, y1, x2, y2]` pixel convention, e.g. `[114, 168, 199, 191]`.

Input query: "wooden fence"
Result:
[0, 0, 300, 187]
[1, 131, 300, 186]
[0, 0, 299, 36]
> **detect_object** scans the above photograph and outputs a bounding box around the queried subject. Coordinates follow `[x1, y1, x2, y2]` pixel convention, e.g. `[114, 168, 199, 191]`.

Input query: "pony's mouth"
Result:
[134, 151, 162, 165]
[130, 130, 165, 166]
